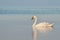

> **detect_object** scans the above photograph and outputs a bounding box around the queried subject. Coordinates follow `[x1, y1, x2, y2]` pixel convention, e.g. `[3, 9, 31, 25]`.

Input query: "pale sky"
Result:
[0, 0, 60, 9]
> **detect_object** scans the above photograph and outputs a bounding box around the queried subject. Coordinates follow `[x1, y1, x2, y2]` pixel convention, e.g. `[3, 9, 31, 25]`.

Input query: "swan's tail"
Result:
[49, 23, 54, 27]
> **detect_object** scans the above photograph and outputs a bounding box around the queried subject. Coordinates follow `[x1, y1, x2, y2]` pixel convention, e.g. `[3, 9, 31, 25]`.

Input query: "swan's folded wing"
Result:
[35, 22, 53, 32]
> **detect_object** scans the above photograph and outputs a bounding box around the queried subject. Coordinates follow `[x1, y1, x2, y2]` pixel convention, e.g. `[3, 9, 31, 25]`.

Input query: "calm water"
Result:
[0, 8, 60, 14]
[0, 9, 60, 40]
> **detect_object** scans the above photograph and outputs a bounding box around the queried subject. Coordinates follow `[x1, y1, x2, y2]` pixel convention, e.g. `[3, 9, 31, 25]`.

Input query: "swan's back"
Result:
[36, 22, 53, 32]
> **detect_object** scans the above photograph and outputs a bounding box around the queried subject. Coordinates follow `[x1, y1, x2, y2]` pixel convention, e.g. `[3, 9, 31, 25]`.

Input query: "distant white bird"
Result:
[32, 16, 53, 40]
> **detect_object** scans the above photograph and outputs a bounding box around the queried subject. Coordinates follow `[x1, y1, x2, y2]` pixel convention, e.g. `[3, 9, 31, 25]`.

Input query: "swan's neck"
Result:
[33, 18, 37, 26]
[32, 18, 37, 40]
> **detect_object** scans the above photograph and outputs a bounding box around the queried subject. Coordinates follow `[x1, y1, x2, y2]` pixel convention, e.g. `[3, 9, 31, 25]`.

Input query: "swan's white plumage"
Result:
[36, 22, 53, 32]
[32, 16, 53, 32]
[32, 16, 53, 40]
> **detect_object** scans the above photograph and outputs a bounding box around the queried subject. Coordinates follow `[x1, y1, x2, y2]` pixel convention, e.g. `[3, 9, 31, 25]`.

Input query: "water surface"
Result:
[0, 14, 60, 40]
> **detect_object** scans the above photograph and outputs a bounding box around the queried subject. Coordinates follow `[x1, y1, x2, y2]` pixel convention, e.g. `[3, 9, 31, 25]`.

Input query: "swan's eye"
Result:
[32, 17, 34, 20]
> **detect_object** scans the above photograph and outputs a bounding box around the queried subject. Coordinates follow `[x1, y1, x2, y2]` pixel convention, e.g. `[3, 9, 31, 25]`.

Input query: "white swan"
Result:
[32, 16, 53, 40]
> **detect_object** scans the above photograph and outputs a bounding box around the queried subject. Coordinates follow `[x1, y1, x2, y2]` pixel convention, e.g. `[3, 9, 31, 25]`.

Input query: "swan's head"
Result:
[32, 16, 37, 20]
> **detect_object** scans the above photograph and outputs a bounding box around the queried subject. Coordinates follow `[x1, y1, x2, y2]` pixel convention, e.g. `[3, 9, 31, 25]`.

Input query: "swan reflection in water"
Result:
[32, 16, 54, 40]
